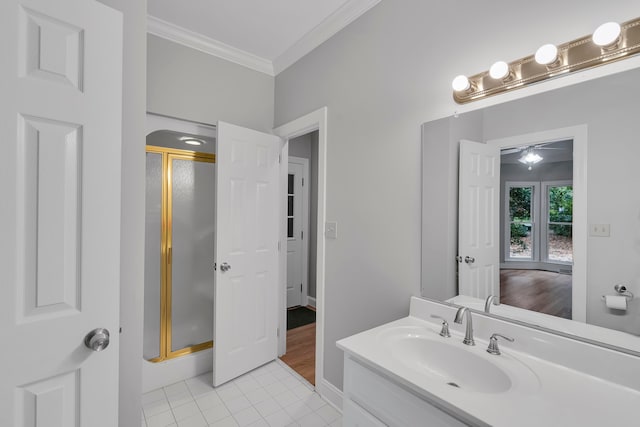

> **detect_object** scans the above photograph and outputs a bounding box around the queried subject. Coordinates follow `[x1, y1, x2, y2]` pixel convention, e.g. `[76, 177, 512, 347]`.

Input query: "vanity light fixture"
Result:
[534, 44, 559, 66]
[592, 22, 621, 47]
[451, 75, 471, 92]
[489, 61, 510, 79]
[452, 16, 640, 104]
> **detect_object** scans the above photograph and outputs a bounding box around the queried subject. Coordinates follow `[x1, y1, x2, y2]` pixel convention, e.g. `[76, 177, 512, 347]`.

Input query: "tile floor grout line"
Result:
[142, 360, 342, 427]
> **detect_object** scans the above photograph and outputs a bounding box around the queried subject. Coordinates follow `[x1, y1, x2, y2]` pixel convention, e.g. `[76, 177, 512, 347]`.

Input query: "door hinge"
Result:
[279, 154, 281, 164]
[277, 328, 280, 337]
[301, 230, 304, 240]
[302, 178, 304, 186]
[214, 262, 217, 271]
[300, 283, 303, 292]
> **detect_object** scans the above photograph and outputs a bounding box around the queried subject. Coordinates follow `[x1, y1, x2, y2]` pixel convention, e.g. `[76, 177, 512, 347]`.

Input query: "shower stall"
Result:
[143, 114, 217, 392]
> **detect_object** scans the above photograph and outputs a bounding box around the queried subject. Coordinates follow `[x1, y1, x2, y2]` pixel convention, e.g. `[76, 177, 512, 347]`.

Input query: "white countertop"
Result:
[337, 309, 640, 427]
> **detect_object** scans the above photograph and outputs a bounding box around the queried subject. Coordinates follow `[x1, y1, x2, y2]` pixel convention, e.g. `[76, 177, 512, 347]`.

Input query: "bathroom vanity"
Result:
[337, 297, 640, 427]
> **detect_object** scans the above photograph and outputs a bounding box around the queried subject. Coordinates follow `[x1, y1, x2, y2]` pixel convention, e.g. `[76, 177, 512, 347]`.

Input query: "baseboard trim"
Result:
[317, 378, 343, 411]
[307, 296, 317, 308]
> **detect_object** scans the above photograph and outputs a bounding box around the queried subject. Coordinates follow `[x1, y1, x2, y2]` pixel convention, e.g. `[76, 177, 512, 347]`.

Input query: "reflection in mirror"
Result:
[500, 140, 573, 320]
[421, 66, 640, 353]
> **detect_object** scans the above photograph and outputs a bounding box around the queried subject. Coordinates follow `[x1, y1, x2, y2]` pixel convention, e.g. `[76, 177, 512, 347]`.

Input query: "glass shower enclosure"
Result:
[144, 130, 216, 362]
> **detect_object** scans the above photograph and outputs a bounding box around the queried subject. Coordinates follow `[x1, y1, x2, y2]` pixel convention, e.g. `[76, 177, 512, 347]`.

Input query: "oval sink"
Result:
[378, 326, 538, 394]
[390, 335, 511, 393]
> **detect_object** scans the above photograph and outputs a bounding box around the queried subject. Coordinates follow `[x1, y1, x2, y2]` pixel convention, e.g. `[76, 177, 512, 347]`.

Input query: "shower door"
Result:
[145, 146, 215, 362]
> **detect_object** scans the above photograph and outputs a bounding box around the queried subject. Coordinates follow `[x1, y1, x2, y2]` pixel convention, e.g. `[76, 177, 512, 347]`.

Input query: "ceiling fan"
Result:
[500, 142, 564, 155]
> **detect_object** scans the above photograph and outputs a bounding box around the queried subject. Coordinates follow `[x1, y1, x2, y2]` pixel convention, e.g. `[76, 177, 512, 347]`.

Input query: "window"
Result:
[506, 182, 539, 261]
[543, 182, 573, 264]
[504, 180, 572, 265]
[287, 173, 294, 238]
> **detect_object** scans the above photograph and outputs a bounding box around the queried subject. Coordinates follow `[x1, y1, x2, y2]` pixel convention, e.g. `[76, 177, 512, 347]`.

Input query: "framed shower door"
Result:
[145, 146, 216, 362]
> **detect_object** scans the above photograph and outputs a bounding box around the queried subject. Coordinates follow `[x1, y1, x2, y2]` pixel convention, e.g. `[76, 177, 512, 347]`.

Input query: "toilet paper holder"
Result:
[601, 284, 634, 301]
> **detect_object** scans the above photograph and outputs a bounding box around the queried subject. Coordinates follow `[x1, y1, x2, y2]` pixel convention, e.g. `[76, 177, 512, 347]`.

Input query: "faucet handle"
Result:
[430, 315, 451, 338]
[486, 333, 515, 355]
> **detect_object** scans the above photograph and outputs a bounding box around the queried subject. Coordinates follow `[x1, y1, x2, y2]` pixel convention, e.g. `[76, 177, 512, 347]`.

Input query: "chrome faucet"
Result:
[454, 307, 475, 345]
[484, 295, 500, 313]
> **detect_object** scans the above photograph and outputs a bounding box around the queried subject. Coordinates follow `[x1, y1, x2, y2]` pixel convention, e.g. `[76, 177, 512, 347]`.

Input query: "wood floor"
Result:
[279, 317, 316, 385]
[500, 269, 572, 319]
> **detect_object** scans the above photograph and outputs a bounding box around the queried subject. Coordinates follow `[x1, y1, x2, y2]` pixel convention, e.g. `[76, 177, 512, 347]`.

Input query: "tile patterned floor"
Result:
[141, 360, 342, 427]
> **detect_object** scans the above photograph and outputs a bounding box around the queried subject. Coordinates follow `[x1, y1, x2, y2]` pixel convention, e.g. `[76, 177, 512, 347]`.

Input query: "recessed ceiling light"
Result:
[180, 136, 204, 146]
[183, 138, 203, 146]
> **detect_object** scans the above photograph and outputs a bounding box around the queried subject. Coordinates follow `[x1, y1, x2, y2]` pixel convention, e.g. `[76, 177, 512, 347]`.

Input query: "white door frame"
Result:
[487, 124, 587, 322]
[273, 107, 331, 399]
[287, 156, 310, 307]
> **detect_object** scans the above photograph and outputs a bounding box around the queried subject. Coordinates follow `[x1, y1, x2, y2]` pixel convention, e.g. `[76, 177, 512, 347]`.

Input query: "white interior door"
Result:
[0, 0, 122, 426]
[458, 140, 500, 299]
[214, 121, 281, 386]
[286, 159, 308, 308]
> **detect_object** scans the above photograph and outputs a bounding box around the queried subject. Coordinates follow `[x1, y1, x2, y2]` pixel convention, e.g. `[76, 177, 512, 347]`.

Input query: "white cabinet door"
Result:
[458, 140, 500, 299]
[0, 0, 122, 425]
[214, 121, 281, 386]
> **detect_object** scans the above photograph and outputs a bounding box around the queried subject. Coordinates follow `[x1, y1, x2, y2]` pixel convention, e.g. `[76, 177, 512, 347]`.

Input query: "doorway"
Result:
[487, 125, 587, 322]
[280, 132, 318, 385]
[499, 140, 573, 319]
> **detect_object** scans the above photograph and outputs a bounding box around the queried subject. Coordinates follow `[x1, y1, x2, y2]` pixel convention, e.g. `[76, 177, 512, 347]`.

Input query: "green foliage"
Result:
[548, 186, 572, 236]
[509, 187, 531, 222]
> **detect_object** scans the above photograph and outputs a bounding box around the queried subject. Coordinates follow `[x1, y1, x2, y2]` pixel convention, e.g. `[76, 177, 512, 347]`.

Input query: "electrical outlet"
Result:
[590, 224, 610, 237]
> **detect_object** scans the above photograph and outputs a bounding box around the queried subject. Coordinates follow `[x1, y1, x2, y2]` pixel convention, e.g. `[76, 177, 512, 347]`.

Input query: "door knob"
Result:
[220, 262, 231, 272]
[84, 328, 110, 352]
[464, 256, 475, 264]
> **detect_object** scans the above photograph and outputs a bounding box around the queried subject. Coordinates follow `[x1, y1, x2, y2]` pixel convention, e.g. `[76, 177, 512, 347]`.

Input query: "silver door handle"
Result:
[464, 256, 475, 264]
[220, 262, 231, 273]
[84, 328, 110, 352]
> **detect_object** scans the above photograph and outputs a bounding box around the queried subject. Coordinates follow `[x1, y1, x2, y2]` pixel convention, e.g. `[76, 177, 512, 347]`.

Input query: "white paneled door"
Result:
[286, 159, 308, 308]
[214, 122, 282, 386]
[0, 0, 122, 426]
[458, 140, 500, 300]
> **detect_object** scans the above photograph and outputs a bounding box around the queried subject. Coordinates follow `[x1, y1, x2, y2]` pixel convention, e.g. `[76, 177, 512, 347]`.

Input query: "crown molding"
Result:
[147, 0, 380, 77]
[147, 15, 275, 76]
[273, 0, 381, 74]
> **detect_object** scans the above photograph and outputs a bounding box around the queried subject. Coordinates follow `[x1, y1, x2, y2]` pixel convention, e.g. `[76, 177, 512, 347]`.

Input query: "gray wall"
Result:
[147, 35, 274, 132]
[274, 0, 639, 390]
[97, 1, 147, 426]
[289, 132, 319, 299]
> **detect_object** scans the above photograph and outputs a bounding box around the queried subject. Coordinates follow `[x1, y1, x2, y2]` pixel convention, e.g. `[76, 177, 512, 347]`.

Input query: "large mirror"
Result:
[421, 65, 640, 353]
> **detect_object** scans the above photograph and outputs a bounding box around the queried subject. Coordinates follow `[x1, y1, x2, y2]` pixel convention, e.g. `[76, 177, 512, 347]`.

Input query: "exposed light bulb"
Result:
[592, 22, 621, 47]
[452, 75, 471, 92]
[489, 61, 509, 79]
[535, 44, 558, 65]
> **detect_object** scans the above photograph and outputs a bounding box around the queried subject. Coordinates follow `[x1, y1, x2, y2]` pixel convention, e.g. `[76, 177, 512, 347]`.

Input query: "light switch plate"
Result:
[325, 221, 338, 239]
[590, 223, 610, 237]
